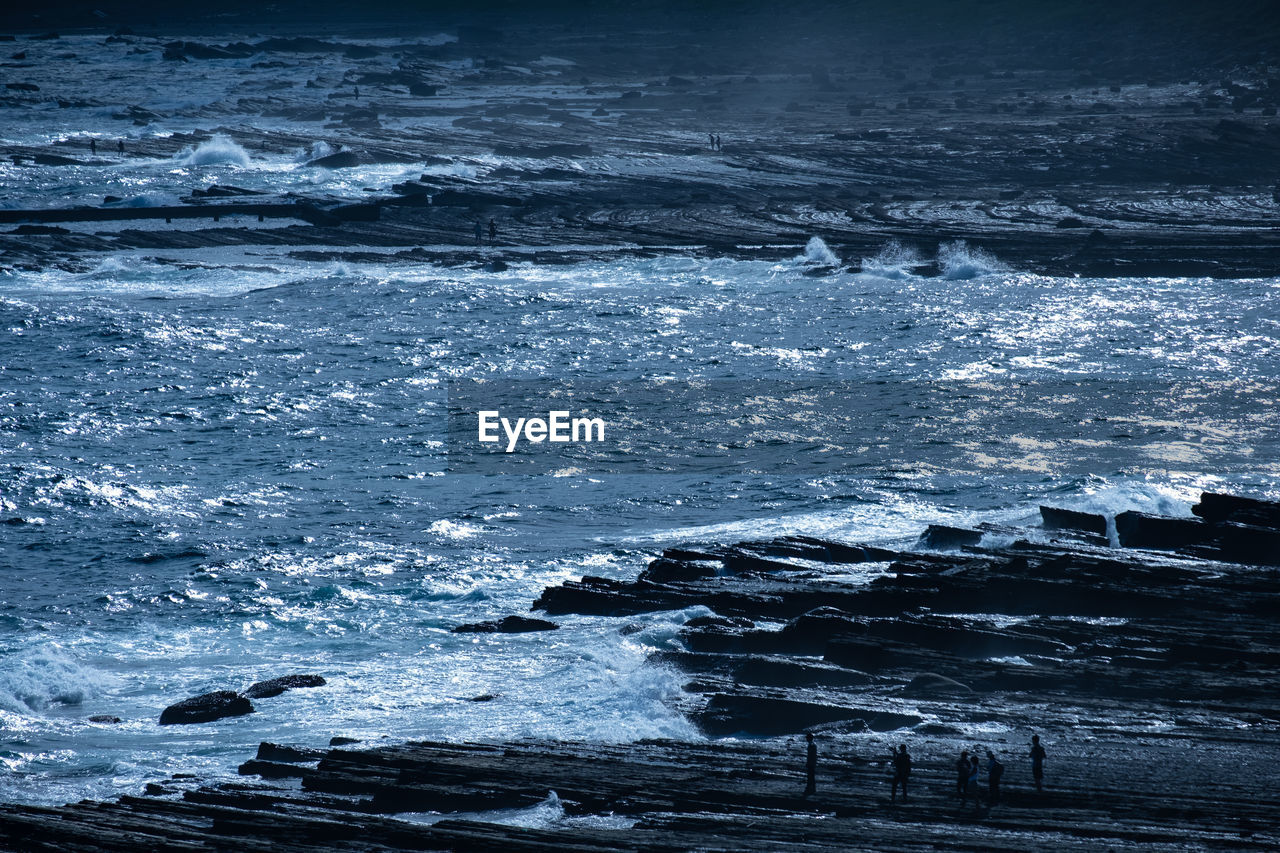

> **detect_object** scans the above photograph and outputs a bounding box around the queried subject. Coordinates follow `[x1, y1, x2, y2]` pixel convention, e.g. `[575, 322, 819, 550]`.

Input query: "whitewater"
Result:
[3, 245, 1278, 806]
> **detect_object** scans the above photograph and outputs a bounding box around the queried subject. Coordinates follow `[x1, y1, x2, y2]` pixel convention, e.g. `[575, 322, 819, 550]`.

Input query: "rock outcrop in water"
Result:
[7, 490, 1278, 849]
[157, 691, 254, 726]
[242, 674, 327, 699]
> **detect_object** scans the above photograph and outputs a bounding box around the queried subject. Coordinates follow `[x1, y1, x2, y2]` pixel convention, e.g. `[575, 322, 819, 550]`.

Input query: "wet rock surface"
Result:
[157, 691, 254, 726]
[6, 490, 1278, 849]
[3, 4, 1280, 275]
[242, 674, 327, 699]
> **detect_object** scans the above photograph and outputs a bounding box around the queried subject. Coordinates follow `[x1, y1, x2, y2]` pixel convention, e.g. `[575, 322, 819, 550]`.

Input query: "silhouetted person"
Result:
[117, 139, 124, 154]
[89, 138, 96, 155]
[715, 133, 722, 150]
[473, 219, 483, 246]
[354, 85, 360, 99]
[804, 732, 816, 797]
[955, 750, 969, 796]
[961, 755, 980, 809]
[1030, 735, 1046, 791]
[890, 744, 911, 803]
[986, 751, 1004, 806]
[488, 217, 497, 243]
[708, 132, 715, 150]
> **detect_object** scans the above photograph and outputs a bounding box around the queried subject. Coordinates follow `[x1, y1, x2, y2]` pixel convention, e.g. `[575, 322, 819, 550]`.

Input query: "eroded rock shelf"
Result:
[2, 490, 1277, 850]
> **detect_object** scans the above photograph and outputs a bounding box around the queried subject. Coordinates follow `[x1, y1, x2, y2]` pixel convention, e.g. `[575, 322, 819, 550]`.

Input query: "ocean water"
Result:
[2, 30, 1280, 811]
[3, 249, 1279, 806]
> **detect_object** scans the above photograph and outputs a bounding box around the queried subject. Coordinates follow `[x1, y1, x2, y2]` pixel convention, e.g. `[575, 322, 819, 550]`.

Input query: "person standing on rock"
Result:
[1030, 734, 1046, 791]
[488, 217, 497, 244]
[90, 138, 96, 155]
[803, 732, 817, 797]
[986, 751, 1004, 806]
[961, 755, 980, 809]
[715, 133, 722, 151]
[955, 750, 970, 797]
[708, 132, 715, 150]
[890, 744, 911, 803]
[474, 219, 483, 246]
[117, 139, 124, 154]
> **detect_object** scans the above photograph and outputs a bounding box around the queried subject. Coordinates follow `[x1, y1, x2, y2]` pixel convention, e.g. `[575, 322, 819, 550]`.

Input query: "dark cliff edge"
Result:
[2, 489, 1277, 851]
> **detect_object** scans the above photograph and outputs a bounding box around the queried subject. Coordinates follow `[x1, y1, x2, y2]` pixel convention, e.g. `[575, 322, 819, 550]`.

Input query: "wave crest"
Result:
[177, 134, 251, 167]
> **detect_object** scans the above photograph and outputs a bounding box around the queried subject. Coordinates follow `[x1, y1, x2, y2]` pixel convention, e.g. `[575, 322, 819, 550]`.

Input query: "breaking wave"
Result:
[0, 647, 109, 714]
[177, 135, 252, 167]
[800, 236, 840, 267]
[938, 239, 1006, 280]
[861, 239, 923, 278]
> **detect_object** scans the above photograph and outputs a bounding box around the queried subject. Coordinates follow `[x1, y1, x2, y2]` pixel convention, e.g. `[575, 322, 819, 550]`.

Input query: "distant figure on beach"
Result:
[955, 750, 969, 796]
[708, 132, 715, 150]
[488, 217, 497, 243]
[986, 751, 1004, 806]
[804, 732, 816, 797]
[715, 133, 722, 150]
[890, 744, 911, 803]
[961, 755, 980, 809]
[117, 139, 124, 154]
[474, 219, 483, 246]
[1030, 735, 1046, 791]
[90, 138, 96, 155]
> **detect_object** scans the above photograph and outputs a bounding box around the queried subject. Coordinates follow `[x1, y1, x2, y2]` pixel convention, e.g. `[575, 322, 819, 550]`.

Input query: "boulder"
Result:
[158, 691, 253, 725]
[243, 674, 326, 699]
[329, 736, 360, 746]
[452, 615, 559, 633]
[88, 714, 122, 724]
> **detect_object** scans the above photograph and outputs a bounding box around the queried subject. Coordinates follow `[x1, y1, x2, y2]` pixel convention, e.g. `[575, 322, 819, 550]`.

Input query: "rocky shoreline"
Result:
[2, 490, 1277, 850]
[4, 4, 1280, 277]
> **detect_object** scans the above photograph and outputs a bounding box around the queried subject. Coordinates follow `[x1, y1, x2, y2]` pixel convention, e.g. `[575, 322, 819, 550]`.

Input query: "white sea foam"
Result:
[178, 135, 252, 167]
[0, 648, 111, 714]
[860, 239, 923, 278]
[937, 240, 1006, 279]
[800, 235, 840, 267]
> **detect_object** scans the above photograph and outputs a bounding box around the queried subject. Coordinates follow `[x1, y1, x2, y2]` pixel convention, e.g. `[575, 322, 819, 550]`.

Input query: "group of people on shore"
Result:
[803, 733, 1047, 810]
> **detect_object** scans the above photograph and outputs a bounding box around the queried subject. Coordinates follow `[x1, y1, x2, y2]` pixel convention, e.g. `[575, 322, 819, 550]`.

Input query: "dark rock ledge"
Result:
[3, 491, 1278, 850]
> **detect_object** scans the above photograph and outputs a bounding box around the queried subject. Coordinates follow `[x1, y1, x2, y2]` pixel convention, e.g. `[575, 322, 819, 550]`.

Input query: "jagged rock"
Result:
[158, 691, 254, 725]
[88, 714, 122, 724]
[1040, 505, 1108, 535]
[684, 614, 753, 629]
[32, 153, 82, 166]
[190, 184, 263, 198]
[430, 190, 524, 207]
[307, 150, 361, 168]
[917, 524, 982, 549]
[696, 693, 921, 736]
[452, 615, 560, 633]
[254, 742, 325, 763]
[1193, 491, 1280, 528]
[243, 674, 326, 699]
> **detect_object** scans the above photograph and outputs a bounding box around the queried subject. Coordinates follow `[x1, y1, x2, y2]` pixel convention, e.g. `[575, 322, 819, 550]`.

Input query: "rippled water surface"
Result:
[2, 253, 1278, 805]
